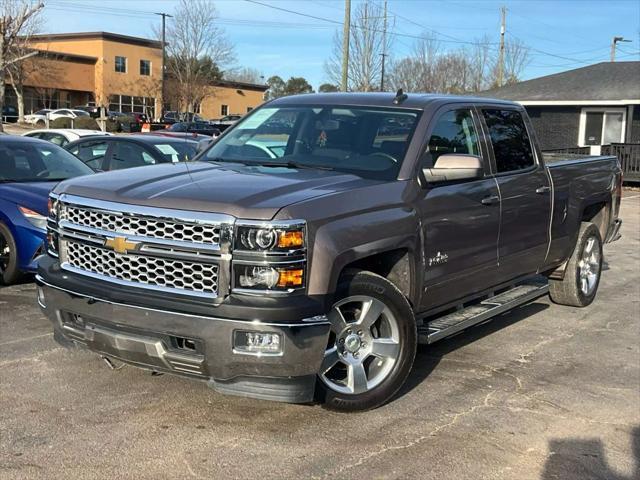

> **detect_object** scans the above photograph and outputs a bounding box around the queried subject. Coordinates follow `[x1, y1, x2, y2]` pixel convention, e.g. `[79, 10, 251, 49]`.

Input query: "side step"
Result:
[418, 278, 549, 345]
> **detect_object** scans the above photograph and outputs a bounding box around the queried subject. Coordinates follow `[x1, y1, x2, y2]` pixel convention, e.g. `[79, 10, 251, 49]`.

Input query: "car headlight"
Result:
[18, 206, 47, 230]
[235, 223, 305, 252]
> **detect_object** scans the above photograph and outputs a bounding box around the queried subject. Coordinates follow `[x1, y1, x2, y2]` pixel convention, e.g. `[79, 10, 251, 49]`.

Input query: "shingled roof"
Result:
[479, 61, 640, 104]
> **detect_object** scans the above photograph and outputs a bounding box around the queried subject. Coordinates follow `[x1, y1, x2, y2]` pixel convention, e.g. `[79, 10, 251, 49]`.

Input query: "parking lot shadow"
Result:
[396, 301, 550, 399]
[541, 426, 639, 480]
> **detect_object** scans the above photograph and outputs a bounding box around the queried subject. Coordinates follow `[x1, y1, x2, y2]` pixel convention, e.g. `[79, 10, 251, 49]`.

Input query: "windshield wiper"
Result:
[253, 161, 335, 171]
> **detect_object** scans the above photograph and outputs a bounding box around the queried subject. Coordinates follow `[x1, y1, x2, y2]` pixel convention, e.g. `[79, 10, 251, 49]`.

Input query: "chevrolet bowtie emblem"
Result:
[104, 236, 139, 254]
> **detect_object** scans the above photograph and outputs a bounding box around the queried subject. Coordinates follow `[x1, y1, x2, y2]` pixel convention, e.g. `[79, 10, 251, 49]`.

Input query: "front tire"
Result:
[317, 271, 417, 412]
[0, 222, 22, 285]
[549, 222, 603, 307]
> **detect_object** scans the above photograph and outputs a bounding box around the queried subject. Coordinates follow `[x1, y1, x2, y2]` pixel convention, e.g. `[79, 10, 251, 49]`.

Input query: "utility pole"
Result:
[341, 0, 351, 92]
[610, 36, 632, 62]
[155, 12, 173, 117]
[380, 0, 387, 91]
[497, 5, 506, 87]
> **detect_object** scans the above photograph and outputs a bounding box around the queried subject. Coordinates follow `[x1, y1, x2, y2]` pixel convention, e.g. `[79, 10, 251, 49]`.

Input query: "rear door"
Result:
[417, 105, 501, 310]
[479, 107, 552, 280]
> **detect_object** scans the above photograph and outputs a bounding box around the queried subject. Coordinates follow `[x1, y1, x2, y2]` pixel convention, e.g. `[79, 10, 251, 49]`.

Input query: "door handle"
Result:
[536, 185, 551, 194]
[481, 195, 500, 206]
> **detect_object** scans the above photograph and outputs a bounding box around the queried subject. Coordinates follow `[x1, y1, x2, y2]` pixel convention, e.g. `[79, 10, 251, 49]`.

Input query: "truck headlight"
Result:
[235, 265, 304, 290]
[235, 224, 304, 252]
[47, 196, 59, 220]
[18, 206, 47, 230]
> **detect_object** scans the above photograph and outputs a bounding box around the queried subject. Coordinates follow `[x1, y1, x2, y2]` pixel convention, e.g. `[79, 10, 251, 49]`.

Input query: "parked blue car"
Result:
[0, 136, 93, 284]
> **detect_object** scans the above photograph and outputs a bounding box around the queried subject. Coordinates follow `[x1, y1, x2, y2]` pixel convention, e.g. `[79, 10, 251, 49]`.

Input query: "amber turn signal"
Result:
[277, 230, 304, 249]
[276, 268, 304, 288]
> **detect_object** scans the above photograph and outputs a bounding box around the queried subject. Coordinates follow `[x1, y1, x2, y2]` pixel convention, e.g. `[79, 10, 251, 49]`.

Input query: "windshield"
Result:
[0, 141, 94, 182]
[153, 142, 198, 163]
[202, 105, 421, 180]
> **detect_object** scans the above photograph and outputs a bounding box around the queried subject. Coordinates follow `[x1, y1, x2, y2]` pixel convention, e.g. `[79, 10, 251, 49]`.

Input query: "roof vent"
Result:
[393, 88, 408, 105]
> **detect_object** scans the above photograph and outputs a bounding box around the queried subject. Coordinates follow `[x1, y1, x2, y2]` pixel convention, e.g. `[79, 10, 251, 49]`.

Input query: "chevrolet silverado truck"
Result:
[37, 92, 623, 412]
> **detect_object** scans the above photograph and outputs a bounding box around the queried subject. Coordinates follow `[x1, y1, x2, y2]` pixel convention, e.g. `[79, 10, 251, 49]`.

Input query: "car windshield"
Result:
[202, 105, 421, 180]
[152, 142, 198, 162]
[34, 110, 50, 115]
[0, 141, 94, 182]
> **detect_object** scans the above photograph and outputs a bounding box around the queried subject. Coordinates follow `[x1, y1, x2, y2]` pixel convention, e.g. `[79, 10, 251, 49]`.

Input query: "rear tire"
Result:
[0, 222, 22, 285]
[548, 222, 602, 307]
[317, 271, 417, 412]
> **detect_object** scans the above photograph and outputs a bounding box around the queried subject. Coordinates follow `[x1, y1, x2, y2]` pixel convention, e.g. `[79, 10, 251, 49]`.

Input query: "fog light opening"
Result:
[233, 331, 282, 356]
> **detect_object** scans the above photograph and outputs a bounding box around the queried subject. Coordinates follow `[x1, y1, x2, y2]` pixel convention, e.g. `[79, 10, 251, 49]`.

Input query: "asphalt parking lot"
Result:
[1, 193, 638, 480]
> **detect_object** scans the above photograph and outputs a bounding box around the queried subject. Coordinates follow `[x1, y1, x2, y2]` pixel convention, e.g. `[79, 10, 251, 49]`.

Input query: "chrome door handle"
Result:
[536, 186, 551, 194]
[481, 195, 500, 205]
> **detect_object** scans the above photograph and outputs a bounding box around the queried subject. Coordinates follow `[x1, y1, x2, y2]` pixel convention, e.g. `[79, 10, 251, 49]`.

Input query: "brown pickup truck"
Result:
[37, 92, 623, 411]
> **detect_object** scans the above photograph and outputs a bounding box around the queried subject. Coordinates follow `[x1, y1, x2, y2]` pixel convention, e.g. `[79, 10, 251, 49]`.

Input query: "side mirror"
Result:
[422, 154, 483, 184]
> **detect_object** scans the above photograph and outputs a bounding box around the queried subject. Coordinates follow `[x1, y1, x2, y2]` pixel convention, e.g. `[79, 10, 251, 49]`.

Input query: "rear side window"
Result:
[69, 141, 109, 170]
[110, 142, 157, 170]
[426, 109, 480, 165]
[482, 109, 535, 173]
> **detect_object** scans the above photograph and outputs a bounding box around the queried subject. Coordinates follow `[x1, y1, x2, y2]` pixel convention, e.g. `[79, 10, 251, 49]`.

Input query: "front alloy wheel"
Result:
[321, 295, 401, 395]
[317, 271, 416, 411]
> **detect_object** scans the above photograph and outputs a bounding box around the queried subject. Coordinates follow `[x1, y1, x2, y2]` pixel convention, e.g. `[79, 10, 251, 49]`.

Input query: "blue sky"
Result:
[42, 0, 640, 89]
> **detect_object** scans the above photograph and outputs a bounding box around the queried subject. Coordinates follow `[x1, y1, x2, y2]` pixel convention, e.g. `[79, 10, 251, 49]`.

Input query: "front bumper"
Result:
[36, 277, 331, 403]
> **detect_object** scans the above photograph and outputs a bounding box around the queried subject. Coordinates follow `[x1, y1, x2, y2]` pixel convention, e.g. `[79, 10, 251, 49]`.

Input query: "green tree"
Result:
[284, 77, 313, 96]
[318, 83, 339, 93]
[265, 75, 286, 100]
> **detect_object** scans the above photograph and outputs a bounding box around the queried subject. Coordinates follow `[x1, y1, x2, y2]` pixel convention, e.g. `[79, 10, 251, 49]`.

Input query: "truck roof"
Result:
[268, 92, 519, 110]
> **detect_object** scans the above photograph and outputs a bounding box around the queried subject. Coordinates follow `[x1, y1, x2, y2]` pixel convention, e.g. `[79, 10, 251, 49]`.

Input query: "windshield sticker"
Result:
[156, 144, 179, 155]
[239, 108, 278, 130]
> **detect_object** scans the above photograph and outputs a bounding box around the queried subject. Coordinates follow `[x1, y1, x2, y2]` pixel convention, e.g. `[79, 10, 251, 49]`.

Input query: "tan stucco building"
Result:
[5, 31, 267, 120]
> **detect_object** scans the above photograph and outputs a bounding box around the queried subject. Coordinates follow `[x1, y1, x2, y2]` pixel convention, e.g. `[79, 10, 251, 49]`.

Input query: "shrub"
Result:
[50, 117, 72, 129]
[74, 117, 100, 130]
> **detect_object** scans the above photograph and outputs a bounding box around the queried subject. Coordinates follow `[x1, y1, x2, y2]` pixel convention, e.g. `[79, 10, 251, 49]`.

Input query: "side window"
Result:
[426, 109, 480, 165]
[71, 141, 109, 170]
[46, 133, 68, 147]
[110, 142, 156, 170]
[482, 109, 535, 173]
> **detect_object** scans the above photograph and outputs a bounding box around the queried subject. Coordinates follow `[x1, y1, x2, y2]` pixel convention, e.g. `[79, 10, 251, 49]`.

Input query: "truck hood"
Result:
[54, 161, 378, 220]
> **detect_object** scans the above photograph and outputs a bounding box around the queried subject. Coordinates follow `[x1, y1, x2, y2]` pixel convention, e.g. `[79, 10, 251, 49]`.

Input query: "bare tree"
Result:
[325, 1, 393, 91]
[388, 36, 439, 92]
[225, 67, 263, 84]
[0, 0, 43, 128]
[389, 33, 529, 94]
[157, 0, 236, 113]
[503, 37, 530, 85]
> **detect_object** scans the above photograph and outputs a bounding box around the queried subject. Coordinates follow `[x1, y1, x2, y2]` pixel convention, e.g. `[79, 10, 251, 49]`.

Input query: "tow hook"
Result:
[101, 356, 125, 371]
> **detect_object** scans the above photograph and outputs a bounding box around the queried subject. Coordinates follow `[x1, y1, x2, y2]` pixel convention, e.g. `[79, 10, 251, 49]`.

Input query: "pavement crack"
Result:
[318, 391, 496, 479]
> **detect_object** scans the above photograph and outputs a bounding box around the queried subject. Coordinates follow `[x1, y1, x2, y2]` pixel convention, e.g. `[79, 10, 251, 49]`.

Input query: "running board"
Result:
[418, 279, 549, 344]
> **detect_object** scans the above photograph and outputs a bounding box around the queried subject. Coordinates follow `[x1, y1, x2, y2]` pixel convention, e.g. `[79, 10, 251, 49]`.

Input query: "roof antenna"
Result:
[393, 88, 408, 105]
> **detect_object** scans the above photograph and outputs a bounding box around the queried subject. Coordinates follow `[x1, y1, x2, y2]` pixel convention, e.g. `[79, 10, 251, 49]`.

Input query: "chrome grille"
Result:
[64, 240, 218, 295]
[60, 204, 221, 246]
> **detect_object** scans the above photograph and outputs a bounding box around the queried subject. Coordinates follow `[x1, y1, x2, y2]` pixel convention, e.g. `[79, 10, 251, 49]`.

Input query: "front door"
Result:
[417, 107, 501, 310]
[480, 108, 552, 281]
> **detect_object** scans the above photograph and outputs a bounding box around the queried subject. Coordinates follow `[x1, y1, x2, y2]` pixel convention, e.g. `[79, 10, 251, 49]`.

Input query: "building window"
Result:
[246, 106, 253, 113]
[579, 108, 626, 146]
[221, 104, 229, 116]
[109, 94, 155, 119]
[140, 59, 151, 76]
[115, 56, 127, 73]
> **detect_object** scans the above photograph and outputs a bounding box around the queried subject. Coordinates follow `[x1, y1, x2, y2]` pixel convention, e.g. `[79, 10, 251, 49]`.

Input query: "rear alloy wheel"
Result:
[318, 271, 416, 411]
[0, 223, 21, 285]
[549, 222, 603, 307]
